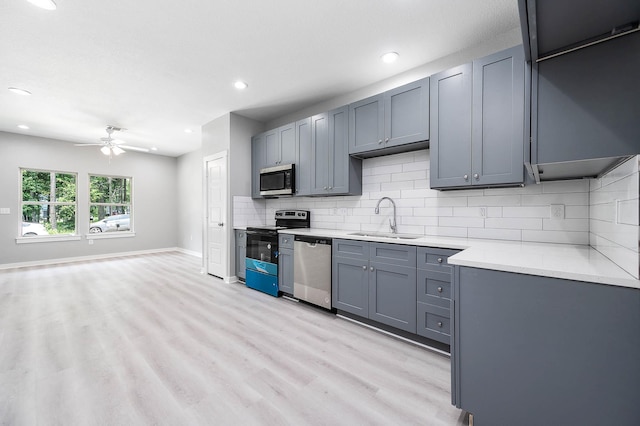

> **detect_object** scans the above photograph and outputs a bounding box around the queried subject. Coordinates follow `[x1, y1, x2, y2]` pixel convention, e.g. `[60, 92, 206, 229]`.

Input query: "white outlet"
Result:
[480, 207, 487, 218]
[88, 239, 94, 245]
[550, 204, 565, 219]
[0, 208, 10, 215]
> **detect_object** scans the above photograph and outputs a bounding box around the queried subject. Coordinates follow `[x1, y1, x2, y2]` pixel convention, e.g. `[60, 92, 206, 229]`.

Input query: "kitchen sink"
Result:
[348, 231, 423, 240]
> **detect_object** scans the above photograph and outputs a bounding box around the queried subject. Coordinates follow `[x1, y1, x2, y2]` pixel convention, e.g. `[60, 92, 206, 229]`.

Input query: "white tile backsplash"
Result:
[589, 156, 640, 278]
[241, 150, 592, 245]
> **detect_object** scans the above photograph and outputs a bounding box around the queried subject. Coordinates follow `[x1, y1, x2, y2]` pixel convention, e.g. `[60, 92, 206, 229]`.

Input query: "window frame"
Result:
[17, 167, 80, 244]
[87, 173, 135, 239]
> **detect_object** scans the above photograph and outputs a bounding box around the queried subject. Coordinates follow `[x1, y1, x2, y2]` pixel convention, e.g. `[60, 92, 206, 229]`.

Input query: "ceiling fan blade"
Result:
[74, 143, 104, 146]
[120, 145, 150, 153]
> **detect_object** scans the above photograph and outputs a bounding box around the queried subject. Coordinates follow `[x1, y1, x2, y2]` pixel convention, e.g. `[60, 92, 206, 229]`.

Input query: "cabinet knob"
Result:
[328, 186, 333, 190]
[324, 186, 328, 190]
[474, 173, 479, 180]
[384, 138, 389, 143]
[239, 233, 243, 237]
[362, 265, 367, 270]
[370, 266, 374, 272]
[437, 257, 443, 263]
[463, 174, 469, 181]
[284, 239, 288, 243]
[378, 139, 384, 144]
[437, 286, 443, 293]
[437, 321, 443, 328]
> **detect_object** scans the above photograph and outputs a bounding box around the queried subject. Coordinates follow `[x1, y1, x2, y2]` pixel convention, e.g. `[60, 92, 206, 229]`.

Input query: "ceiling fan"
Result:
[75, 126, 149, 156]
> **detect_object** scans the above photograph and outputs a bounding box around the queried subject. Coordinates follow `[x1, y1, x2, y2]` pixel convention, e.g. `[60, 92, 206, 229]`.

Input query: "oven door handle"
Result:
[245, 230, 272, 236]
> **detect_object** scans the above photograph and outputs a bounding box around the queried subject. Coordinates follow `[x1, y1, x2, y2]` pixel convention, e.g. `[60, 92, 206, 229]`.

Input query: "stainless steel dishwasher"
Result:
[293, 235, 332, 310]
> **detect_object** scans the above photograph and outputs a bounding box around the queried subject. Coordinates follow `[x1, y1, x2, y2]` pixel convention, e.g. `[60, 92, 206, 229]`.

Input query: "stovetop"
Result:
[247, 210, 310, 233]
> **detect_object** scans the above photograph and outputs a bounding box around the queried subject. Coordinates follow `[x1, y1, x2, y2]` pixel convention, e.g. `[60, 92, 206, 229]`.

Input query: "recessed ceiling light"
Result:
[381, 52, 399, 64]
[234, 80, 248, 90]
[25, 0, 57, 10]
[8, 87, 32, 96]
[17, 124, 30, 130]
[184, 128, 193, 133]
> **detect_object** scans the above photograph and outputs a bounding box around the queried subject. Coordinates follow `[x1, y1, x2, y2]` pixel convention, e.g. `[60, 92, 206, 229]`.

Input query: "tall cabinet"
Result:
[430, 45, 526, 189]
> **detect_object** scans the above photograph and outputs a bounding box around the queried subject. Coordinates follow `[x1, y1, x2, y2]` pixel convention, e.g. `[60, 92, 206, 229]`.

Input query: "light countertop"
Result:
[279, 228, 640, 290]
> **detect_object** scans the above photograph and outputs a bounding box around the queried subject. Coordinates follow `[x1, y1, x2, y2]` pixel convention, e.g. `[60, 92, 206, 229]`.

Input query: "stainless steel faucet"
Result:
[375, 196, 397, 234]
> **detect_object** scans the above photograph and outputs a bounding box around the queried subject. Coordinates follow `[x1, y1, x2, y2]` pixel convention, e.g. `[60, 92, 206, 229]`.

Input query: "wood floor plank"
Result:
[0, 251, 466, 425]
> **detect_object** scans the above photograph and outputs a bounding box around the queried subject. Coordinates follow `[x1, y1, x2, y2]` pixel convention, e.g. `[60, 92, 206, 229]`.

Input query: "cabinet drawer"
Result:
[333, 239, 369, 261]
[417, 269, 451, 307]
[417, 247, 459, 270]
[279, 234, 294, 249]
[370, 243, 416, 267]
[417, 302, 450, 344]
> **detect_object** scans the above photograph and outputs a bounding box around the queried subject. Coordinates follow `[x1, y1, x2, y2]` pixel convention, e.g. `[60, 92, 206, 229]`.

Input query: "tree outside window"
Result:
[89, 175, 132, 233]
[21, 169, 77, 236]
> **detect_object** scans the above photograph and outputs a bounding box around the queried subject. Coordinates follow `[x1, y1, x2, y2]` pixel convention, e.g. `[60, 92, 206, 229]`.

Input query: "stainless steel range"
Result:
[245, 210, 310, 297]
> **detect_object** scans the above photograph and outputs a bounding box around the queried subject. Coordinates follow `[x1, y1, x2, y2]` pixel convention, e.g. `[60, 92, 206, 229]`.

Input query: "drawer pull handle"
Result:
[437, 257, 443, 263]
[437, 321, 443, 328]
[437, 287, 443, 293]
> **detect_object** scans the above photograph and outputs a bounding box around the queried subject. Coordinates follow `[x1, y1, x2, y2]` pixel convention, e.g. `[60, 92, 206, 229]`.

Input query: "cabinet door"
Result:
[430, 63, 472, 189]
[251, 133, 266, 198]
[416, 302, 450, 344]
[264, 128, 279, 167]
[385, 77, 430, 148]
[332, 255, 370, 317]
[369, 261, 417, 333]
[310, 112, 329, 195]
[472, 46, 524, 186]
[349, 94, 384, 154]
[279, 122, 296, 165]
[296, 118, 312, 196]
[328, 105, 350, 194]
[278, 248, 294, 295]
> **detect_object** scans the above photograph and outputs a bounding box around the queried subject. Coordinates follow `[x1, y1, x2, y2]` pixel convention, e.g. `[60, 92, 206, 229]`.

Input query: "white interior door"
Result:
[206, 152, 228, 279]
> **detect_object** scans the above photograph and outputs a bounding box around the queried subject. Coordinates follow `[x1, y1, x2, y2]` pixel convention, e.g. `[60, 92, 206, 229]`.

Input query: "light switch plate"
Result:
[0, 208, 10, 215]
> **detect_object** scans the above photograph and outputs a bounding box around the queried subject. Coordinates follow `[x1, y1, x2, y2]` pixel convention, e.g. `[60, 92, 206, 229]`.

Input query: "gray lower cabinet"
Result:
[278, 234, 294, 294]
[453, 266, 640, 426]
[309, 106, 362, 196]
[430, 45, 526, 189]
[234, 229, 246, 280]
[349, 78, 429, 157]
[416, 247, 459, 344]
[332, 239, 417, 333]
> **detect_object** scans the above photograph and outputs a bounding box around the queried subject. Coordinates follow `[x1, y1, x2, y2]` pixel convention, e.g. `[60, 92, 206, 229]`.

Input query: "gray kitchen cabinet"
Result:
[278, 233, 295, 295]
[416, 247, 459, 344]
[295, 117, 312, 196]
[332, 239, 417, 333]
[310, 106, 362, 196]
[529, 31, 640, 181]
[251, 133, 267, 199]
[452, 266, 640, 426]
[234, 229, 246, 281]
[430, 46, 525, 189]
[349, 78, 429, 157]
[266, 123, 296, 167]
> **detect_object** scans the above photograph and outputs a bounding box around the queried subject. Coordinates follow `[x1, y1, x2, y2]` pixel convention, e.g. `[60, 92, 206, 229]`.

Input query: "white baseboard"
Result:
[175, 247, 203, 258]
[0, 247, 190, 270]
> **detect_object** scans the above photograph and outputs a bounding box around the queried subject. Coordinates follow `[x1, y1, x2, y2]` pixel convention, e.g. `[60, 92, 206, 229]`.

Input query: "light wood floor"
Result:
[0, 251, 467, 425]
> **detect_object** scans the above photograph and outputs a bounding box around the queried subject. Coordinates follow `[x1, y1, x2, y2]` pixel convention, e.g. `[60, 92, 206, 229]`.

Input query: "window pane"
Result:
[90, 176, 131, 203]
[89, 176, 110, 203]
[90, 205, 129, 222]
[50, 205, 76, 234]
[22, 204, 48, 225]
[21, 205, 76, 235]
[55, 173, 76, 202]
[111, 178, 131, 203]
[89, 213, 130, 233]
[22, 170, 51, 202]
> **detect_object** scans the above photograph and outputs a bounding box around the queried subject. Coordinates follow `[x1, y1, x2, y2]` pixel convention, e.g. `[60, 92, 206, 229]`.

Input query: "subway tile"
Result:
[542, 218, 589, 232]
[502, 206, 550, 218]
[565, 205, 589, 219]
[367, 164, 404, 176]
[425, 226, 468, 238]
[402, 161, 429, 172]
[468, 195, 521, 207]
[401, 216, 438, 226]
[521, 192, 588, 206]
[381, 181, 414, 191]
[424, 197, 468, 207]
[363, 174, 392, 184]
[414, 179, 430, 189]
[391, 170, 428, 182]
[438, 216, 485, 228]
[617, 199, 639, 226]
[413, 207, 453, 217]
[401, 188, 435, 199]
[522, 230, 589, 245]
[487, 207, 503, 218]
[485, 217, 543, 230]
[542, 179, 590, 194]
[468, 227, 522, 241]
[363, 183, 382, 193]
[395, 198, 425, 208]
[483, 184, 542, 195]
[452, 207, 486, 217]
[600, 155, 639, 187]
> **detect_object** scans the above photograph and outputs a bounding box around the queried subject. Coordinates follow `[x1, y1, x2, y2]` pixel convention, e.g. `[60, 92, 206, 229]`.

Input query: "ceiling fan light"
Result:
[112, 146, 125, 156]
[100, 146, 111, 156]
[26, 0, 57, 10]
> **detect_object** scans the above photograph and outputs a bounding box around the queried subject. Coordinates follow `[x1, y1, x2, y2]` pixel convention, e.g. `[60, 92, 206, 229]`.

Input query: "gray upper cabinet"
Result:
[349, 78, 429, 157]
[430, 46, 525, 189]
[251, 132, 267, 199]
[295, 117, 312, 196]
[310, 106, 362, 196]
[265, 123, 296, 167]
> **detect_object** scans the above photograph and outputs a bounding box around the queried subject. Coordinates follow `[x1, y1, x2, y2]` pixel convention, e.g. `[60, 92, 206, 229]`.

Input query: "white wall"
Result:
[590, 156, 640, 278]
[176, 148, 203, 255]
[0, 131, 178, 266]
[255, 150, 591, 245]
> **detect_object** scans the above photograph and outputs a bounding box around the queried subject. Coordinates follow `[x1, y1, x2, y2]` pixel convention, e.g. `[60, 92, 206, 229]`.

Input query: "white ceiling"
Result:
[1, 0, 520, 157]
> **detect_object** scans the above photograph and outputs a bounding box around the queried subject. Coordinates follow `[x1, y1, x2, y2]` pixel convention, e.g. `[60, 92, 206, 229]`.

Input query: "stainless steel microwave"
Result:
[260, 164, 295, 196]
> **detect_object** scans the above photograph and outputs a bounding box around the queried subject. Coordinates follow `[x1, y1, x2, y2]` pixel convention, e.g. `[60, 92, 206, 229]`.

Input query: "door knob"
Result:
[217, 222, 224, 227]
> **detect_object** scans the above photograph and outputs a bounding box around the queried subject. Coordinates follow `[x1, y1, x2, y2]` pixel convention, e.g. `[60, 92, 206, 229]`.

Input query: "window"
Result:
[89, 175, 132, 233]
[21, 169, 77, 236]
